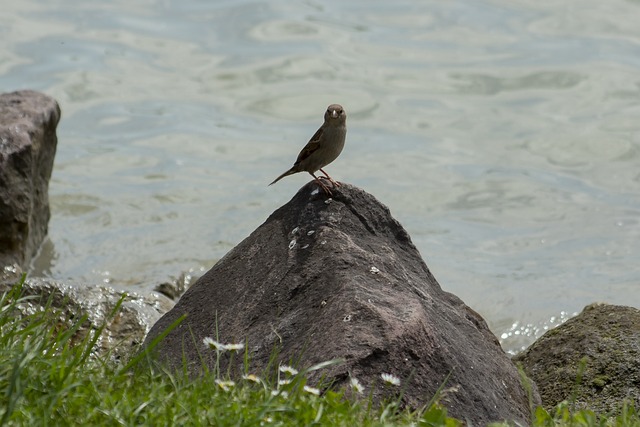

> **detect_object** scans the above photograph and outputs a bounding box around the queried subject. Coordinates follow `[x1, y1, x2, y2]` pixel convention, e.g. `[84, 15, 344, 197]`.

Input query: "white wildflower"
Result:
[242, 374, 261, 383]
[203, 337, 225, 351]
[203, 338, 244, 352]
[350, 377, 364, 394]
[215, 379, 235, 391]
[225, 343, 245, 352]
[271, 390, 289, 399]
[278, 365, 299, 376]
[303, 385, 320, 395]
[381, 373, 401, 387]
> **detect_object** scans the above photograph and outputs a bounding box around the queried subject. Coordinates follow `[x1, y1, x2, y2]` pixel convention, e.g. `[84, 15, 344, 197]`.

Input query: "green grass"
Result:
[0, 279, 638, 426]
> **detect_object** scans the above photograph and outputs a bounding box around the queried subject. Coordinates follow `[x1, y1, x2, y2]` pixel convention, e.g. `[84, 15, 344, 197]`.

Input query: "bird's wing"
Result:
[293, 127, 323, 166]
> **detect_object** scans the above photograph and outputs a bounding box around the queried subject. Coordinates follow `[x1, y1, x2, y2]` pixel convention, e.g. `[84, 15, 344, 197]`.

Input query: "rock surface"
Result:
[1, 278, 174, 361]
[0, 90, 60, 270]
[145, 182, 538, 425]
[514, 303, 640, 413]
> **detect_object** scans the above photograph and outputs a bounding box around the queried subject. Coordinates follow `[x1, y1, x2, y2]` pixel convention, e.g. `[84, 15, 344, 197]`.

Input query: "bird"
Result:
[269, 104, 347, 195]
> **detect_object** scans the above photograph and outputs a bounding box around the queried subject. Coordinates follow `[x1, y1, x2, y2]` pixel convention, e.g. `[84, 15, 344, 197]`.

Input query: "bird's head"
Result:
[325, 104, 346, 123]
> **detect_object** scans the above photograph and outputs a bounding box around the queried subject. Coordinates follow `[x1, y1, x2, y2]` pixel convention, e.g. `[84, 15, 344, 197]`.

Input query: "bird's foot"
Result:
[319, 169, 341, 187]
[315, 177, 333, 196]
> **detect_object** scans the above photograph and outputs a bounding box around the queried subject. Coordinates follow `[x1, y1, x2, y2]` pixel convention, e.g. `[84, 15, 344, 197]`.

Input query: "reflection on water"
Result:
[3, 0, 640, 352]
[498, 311, 576, 355]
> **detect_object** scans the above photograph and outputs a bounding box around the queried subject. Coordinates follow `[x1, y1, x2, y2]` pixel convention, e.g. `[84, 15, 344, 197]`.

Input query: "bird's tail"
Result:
[269, 168, 297, 186]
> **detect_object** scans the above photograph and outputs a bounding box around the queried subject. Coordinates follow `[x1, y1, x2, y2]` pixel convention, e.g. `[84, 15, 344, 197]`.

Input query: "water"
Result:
[2, 0, 639, 353]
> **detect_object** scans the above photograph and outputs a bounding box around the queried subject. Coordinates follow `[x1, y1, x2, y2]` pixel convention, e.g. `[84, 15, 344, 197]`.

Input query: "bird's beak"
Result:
[331, 110, 339, 119]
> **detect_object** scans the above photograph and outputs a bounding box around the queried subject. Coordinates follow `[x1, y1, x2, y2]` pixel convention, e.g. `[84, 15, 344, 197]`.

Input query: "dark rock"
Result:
[0, 90, 60, 271]
[1, 278, 175, 361]
[145, 182, 538, 425]
[514, 303, 640, 413]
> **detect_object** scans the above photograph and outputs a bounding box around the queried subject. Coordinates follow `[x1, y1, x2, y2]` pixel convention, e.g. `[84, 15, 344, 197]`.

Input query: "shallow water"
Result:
[2, 0, 639, 353]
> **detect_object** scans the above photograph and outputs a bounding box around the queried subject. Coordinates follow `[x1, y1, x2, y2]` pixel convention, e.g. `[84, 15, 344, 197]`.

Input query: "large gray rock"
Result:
[0, 90, 60, 270]
[514, 303, 640, 413]
[145, 182, 538, 425]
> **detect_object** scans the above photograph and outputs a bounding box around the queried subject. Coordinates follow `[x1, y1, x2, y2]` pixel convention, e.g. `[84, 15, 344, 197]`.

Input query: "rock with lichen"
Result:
[514, 303, 640, 413]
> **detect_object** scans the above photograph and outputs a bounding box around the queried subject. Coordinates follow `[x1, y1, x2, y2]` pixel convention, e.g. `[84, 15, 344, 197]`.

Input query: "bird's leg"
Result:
[319, 169, 340, 187]
[310, 172, 333, 195]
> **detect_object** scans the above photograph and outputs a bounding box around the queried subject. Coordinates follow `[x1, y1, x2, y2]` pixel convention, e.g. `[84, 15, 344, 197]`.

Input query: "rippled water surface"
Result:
[2, 0, 639, 352]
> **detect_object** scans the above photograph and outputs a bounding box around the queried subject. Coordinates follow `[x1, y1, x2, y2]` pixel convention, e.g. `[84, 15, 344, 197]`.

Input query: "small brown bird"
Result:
[269, 104, 347, 195]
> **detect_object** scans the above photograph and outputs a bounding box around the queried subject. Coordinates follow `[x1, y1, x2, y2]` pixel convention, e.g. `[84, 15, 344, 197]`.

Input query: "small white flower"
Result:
[278, 379, 292, 387]
[242, 374, 261, 383]
[350, 377, 364, 394]
[203, 338, 244, 352]
[215, 379, 235, 391]
[303, 385, 320, 395]
[278, 365, 298, 376]
[225, 343, 245, 352]
[271, 390, 289, 399]
[203, 337, 225, 351]
[381, 373, 401, 387]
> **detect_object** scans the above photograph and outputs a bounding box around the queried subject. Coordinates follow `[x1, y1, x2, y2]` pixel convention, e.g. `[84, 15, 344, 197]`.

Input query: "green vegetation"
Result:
[1, 280, 638, 426]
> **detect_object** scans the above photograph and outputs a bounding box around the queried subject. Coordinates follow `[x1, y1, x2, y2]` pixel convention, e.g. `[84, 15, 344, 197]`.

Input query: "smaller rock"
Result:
[0, 278, 175, 361]
[0, 90, 61, 271]
[514, 303, 640, 413]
